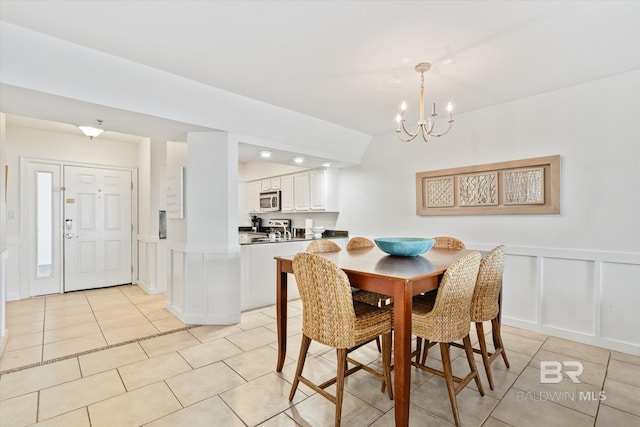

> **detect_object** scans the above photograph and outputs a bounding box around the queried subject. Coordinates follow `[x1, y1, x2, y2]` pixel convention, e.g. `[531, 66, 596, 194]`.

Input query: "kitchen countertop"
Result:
[239, 229, 348, 245]
[239, 235, 347, 245]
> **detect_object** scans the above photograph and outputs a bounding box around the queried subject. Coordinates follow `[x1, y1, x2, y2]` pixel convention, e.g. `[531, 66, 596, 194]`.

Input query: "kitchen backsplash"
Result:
[240, 211, 339, 230]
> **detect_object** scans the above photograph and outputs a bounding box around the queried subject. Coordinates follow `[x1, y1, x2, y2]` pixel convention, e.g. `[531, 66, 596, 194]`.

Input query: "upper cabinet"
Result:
[309, 168, 339, 211]
[250, 168, 340, 213]
[293, 173, 310, 211]
[261, 177, 281, 192]
[247, 180, 261, 213]
[280, 175, 294, 212]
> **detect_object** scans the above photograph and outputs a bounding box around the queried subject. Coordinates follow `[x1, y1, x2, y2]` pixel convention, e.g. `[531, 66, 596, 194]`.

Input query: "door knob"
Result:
[64, 233, 77, 239]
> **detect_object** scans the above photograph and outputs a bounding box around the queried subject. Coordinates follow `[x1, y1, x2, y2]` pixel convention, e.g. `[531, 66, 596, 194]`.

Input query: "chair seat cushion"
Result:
[353, 301, 392, 345]
[412, 290, 438, 315]
[352, 289, 389, 306]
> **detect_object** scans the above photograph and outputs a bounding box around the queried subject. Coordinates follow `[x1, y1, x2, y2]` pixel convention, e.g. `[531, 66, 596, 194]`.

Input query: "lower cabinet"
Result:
[240, 238, 346, 311]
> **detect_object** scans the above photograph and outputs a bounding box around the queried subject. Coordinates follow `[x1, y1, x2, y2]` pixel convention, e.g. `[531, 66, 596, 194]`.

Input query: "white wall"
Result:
[0, 113, 8, 355]
[4, 126, 139, 300]
[337, 70, 640, 354]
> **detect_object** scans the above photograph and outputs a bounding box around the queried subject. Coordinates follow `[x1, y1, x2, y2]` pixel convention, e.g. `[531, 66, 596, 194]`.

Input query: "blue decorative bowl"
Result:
[374, 237, 436, 257]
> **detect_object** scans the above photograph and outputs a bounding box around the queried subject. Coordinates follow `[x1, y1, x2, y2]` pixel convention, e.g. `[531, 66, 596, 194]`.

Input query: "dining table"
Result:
[274, 245, 475, 427]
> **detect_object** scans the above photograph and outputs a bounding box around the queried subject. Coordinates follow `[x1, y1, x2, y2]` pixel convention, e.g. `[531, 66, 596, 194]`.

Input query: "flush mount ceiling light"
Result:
[78, 119, 104, 140]
[293, 157, 305, 164]
[259, 150, 272, 158]
[395, 62, 454, 142]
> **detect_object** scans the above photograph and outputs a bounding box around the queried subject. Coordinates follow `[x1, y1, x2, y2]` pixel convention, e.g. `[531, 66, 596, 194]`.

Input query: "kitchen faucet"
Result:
[271, 220, 291, 241]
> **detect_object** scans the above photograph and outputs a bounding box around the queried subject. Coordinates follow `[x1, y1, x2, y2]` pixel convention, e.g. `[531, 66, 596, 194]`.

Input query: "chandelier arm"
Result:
[420, 127, 431, 143]
[426, 116, 436, 134]
[397, 132, 419, 143]
[425, 120, 455, 138]
[399, 121, 419, 141]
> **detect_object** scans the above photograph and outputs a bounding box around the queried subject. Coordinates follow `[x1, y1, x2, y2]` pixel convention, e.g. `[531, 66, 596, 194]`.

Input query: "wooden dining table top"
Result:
[276, 246, 472, 292]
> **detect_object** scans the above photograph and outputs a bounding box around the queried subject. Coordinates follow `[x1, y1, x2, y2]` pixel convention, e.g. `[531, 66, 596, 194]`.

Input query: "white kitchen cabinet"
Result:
[280, 175, 294, 212]
[310, 168, 340, 211]
[261, 177, 281, 192]
[247, 180, 261, 213]
[240, 238, 346, 311]
[293, 173, 309, 211]
[248, 168, 340, 213]
[240, 240, 303, 311]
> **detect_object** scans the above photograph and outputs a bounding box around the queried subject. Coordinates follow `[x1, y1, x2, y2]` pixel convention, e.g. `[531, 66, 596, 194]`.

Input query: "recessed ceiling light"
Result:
[293, 157, 305, 164]
[259, 150, 272, 158]
[322, 162, 332, 167]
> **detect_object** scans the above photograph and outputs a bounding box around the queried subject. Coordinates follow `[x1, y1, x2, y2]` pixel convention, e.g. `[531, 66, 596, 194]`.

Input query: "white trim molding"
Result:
[0, 248, 9, 356]
[469, 243, 640, 356]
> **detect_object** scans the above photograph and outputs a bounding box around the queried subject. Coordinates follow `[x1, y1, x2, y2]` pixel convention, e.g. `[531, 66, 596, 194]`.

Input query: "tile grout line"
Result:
[0, 325, 201, 376]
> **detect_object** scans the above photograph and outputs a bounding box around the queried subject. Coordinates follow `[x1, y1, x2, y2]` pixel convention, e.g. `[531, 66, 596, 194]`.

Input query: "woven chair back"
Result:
[346, 237, 375, 250]
[470, 245, 505, 322]
[306, 239, 341, 253]
[433, 236, 466, 250]
[292, 252, 357, 348]
[423, 251, 481, 342]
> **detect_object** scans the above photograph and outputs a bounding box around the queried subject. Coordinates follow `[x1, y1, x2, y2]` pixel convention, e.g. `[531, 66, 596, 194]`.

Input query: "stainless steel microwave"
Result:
[259, 191, 281, 211]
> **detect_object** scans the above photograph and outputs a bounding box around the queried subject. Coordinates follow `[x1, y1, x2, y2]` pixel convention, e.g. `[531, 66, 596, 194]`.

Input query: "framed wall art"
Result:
[416, 155, 560, 215]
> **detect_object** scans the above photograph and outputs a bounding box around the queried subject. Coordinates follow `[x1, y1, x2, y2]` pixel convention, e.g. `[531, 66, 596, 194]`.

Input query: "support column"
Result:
[137, 138, 168, 294]
[165, 132, 240, 324]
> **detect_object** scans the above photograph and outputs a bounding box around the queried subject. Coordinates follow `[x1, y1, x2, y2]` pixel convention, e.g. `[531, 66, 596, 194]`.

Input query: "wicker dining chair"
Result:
[414, 236, 466, 358]
[346, 237, 390, 306]
[410, 251, 484, 427]
[306, 239, 342, 253]
[442, 245, 510, 390]
[433, 236, 466, 249]
[345, 236, 375, 250]
[289, 252, 393, 427]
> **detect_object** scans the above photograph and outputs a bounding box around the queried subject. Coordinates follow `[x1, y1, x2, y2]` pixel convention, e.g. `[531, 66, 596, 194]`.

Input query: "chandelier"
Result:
[395, 62, 454, 142]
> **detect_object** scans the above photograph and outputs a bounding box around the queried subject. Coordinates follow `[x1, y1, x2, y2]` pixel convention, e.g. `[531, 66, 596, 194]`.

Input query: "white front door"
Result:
[63, 165, 132, 292]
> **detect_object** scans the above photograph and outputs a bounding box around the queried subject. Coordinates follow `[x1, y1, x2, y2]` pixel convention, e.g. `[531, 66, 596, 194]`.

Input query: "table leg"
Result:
[393, 280, 412, 427]
[276, 261, 288, 372]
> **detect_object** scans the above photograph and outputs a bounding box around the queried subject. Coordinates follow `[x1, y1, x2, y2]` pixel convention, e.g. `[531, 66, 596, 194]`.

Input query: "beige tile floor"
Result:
[0, 285, 639, 427]
[0, 285, 187, 372]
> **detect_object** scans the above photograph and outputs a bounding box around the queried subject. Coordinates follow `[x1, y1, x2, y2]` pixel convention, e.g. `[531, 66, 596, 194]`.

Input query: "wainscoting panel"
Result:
[494, 244, 640, 355]
[541, 258, 595, 335]
[502, 254, 539, 324]
[166, 246, 240, 325]
[600, 261, 640, 345]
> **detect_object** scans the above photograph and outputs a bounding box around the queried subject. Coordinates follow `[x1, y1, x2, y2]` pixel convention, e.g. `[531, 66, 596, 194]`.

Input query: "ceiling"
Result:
[1, 1, 639, 164]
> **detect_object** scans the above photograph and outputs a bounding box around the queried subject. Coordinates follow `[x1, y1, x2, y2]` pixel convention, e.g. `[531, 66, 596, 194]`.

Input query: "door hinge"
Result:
[131, 182, 133, 190]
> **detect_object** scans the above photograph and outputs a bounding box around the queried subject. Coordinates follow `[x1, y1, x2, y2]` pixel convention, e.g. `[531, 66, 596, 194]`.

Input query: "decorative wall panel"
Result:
[458, 172, 498, 206]
[416, 155, 560, 215]
[504, 167, 544, 205]
[425, 177, 454, 207]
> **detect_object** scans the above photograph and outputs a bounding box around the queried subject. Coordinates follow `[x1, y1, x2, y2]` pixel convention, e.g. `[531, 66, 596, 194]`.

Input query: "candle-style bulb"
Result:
[400, 101, 407, 111]
[395, 114, 402, 123]
[447, 102, 453, 112]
